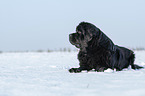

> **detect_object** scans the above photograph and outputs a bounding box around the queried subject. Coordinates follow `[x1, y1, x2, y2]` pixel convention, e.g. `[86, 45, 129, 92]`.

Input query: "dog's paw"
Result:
[69, 68, 81, 73]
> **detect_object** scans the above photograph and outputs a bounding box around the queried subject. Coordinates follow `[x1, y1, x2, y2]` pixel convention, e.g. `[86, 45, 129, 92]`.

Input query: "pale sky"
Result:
[0, 0, 145, 51]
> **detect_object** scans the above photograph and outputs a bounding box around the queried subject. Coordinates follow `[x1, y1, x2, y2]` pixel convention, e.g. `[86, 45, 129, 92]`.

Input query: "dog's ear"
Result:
[85, 26, 101, 42]
[99, 32, 116, 53]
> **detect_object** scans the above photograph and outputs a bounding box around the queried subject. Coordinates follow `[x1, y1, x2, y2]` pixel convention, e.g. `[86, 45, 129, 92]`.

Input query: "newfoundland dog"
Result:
[69, 22, 143, 73]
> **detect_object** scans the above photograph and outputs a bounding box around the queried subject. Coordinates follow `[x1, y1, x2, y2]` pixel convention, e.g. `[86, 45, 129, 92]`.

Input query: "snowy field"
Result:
[0, 51, 145, 96]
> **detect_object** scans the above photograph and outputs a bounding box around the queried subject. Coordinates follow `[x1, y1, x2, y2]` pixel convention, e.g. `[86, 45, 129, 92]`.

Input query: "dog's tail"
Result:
[131, 64, 144, 70]
[130, 52, 144, 70]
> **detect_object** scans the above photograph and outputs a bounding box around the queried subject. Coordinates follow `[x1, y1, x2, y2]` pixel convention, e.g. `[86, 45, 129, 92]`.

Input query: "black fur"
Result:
[69, 22, 143, 73]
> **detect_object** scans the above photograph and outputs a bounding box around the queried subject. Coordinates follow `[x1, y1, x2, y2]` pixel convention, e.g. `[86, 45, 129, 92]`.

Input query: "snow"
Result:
[0, 51, 145, 96]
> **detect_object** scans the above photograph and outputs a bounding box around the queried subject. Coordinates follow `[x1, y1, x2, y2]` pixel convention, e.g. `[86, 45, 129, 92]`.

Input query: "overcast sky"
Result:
[0, 0, 145, 51]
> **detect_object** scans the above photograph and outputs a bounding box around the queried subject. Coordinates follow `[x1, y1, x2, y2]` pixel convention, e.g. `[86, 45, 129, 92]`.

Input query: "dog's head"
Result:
[69, 22, 101, 52]
[69, 22, 115, 53]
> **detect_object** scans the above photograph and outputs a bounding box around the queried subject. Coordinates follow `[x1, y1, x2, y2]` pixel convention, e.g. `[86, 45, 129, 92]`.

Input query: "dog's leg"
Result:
[69, 66, 90, 73]
[69, 68, 82, 73]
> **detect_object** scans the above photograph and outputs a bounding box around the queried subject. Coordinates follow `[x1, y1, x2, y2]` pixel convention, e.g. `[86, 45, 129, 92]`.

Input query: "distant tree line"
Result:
[132, 47, 145, 51]
[0, 47, 145, 53]
[36, 48, 75, 52]
[29, 47, 145, 52]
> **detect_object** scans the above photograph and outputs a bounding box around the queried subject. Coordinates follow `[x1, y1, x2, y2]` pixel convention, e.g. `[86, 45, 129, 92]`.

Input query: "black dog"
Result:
[69, 22, 143, 73]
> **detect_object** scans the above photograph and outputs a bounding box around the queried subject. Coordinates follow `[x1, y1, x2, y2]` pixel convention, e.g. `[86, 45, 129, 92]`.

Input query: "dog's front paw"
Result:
[69, 68, 81, 73]
[69, 68, 75, 73]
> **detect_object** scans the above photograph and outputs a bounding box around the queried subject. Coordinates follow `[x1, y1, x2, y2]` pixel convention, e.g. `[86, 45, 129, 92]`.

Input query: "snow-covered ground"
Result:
[0, 51, 145, 96]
